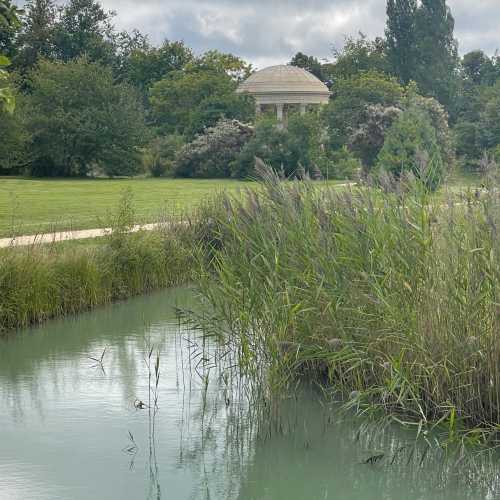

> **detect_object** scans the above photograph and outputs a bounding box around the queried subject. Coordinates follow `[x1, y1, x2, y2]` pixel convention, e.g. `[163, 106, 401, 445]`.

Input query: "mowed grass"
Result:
[0, 174, 470, 238]
[0, 177, 254, 237]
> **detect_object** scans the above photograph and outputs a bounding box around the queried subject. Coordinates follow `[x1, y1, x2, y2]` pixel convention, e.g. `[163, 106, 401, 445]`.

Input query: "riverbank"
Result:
[195, 170, 500, 446]
[0, 194, 199, 334]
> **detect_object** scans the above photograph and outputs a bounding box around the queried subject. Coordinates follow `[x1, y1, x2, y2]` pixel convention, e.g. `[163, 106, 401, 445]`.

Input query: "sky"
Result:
[30, 0, 500, 69]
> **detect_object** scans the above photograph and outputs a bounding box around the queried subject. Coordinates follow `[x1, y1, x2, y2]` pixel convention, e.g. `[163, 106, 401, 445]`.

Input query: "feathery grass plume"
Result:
[193, 170, 500, 447]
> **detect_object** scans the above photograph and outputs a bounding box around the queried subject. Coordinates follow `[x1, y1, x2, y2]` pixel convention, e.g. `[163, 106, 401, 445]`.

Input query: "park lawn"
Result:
[0, 177, 255, 237]
[0, 174, 471, 238]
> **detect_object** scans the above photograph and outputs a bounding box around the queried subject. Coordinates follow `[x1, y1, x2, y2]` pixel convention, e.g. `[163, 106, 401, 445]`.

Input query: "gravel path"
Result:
[0, 223, 159, 249]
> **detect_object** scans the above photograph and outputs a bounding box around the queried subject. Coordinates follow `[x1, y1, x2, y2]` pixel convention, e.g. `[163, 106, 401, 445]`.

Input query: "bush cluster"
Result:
[195, 171, 500, 445]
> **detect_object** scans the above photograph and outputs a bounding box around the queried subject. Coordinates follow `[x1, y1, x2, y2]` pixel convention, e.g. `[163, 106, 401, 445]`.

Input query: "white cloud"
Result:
[21, 0, 500, 65]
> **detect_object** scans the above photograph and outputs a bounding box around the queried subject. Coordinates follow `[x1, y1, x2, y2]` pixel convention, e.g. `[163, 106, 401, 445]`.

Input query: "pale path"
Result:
[0, 183, 357, 249]
[0, 223, 161, 249]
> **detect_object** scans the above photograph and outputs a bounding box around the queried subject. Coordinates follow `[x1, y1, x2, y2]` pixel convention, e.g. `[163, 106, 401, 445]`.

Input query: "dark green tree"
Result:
[25, 57, 148, 177]
[414, 0, 458, 108]
[385, 0, 417, 84]
[118, 39, 193, 93]
[322, 71, 405, 150]
[53, 0, 115, 64]
[323, 34, 389, 82]
[150, 65, 253, 138]
[0, 0, 22, 112]
[14, 0, 56, 72]
[289, 52, 324, 80]
[0, 0, 22, 60]
[462, 51, 500, 87]
[376, 107, 446, 190]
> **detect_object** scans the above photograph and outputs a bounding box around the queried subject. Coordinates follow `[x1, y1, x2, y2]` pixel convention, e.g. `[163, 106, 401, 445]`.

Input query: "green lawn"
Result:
[0, 175, 473, 238]
[0, 177, 255, 237]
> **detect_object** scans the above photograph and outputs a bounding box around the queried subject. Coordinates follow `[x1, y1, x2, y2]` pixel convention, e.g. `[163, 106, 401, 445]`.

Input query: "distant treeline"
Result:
[1, 0, 499, 184]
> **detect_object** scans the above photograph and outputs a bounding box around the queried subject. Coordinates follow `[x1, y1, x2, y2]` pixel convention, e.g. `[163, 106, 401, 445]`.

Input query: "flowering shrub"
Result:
[174, 119, 254, 178]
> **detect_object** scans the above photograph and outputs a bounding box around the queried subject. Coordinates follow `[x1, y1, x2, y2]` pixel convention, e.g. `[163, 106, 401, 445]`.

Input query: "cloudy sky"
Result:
[72, 1, 500, 68]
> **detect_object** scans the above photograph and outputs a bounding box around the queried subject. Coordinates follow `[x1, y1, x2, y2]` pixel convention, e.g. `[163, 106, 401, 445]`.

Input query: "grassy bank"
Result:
[0, 194, 199, 333]
[0, 177, 253, 237]
[195, 170, 500, 446]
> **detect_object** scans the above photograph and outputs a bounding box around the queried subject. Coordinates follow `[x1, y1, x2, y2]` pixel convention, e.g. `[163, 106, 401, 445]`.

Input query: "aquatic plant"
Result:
[194, 163, 500, 446]
[0, 191, 199, 333]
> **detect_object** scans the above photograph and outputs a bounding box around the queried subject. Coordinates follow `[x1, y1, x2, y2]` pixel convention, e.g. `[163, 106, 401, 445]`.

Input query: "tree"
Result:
[462, 51, 500, 87]
[143, 134, 184, 177]
[150, 66, 253, 137]
[477, 82, 500, 153]
[14, 0, 56, 72]
[192, 50, 252, 81]
[322, 71, 405, 149]
[385, 0, 417, 84]
[234, 112, 332, 179]
[118, 39, 193, 94]
[0, 97, 30, 173]
[53, 0, 115, 64]
[24, 58, 148, 177]
[385, 0, 459, 111]
[376, 107, 447, 189]
[174, 119, 254, 178]
[0, 0, 22, 60]
[290, 52, 324, 80]
[0, 0, 22, 112]
[323, 34, 389, 82]
[348, 104, 402, 170]
[414, 0, 458, 108]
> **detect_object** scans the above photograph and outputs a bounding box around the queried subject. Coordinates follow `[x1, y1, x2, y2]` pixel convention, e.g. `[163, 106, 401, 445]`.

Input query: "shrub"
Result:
[322, 71, 405, 149]
[407, 93, 454, 167]
[174, 119, 254, 178]
[348, 104, 402, 170]
[325, 146, 363, 179]
[376, 107, 446, 190]
[234, 112, 332, 179]
[143, 134, 184, 177]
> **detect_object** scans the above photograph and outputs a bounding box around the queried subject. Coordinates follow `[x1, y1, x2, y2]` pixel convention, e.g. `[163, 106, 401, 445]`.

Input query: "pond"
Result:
[0, 287, 498, 500]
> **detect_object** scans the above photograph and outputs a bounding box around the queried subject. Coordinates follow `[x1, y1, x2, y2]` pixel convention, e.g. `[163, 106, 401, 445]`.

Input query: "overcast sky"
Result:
[43, 1, 500, 68]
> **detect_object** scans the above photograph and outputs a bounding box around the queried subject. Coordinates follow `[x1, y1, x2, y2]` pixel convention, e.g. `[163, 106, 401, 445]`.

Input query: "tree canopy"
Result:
[25, 58, 148, 177]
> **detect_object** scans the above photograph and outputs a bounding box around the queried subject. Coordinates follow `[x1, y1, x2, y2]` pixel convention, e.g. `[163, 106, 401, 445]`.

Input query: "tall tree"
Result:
[290, 52, 324, 80]
[414, 0, 458, 108]
[0, 0, 22, 112]
[462, 51, 500, 87]
[324, 34, 389, 82]
[25, 57, 148, 177]
[118, 39, 193, 93]
[14, 0, 56, 72]
[0, 0, 22, 60]
[53, 0, 115, 64]
[385, 0, 417, 84]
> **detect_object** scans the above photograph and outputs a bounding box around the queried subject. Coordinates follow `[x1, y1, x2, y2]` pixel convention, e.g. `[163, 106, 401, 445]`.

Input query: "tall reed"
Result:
[0, 191, 199, 333]
[194, 167, 500, 446]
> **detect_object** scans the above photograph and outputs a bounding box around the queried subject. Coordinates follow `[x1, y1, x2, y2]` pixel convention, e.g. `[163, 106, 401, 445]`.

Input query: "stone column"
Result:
[256, 103, 262, 116]
[276, 103, 284, 122]
[300, 103, 307, 115]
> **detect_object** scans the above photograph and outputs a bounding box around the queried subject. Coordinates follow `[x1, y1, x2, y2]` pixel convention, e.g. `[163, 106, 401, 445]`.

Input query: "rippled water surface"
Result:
[0, 288, 498, 500]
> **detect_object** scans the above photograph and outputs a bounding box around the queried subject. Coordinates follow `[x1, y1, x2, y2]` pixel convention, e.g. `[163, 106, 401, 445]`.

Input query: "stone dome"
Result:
[237, 65, 330, 96]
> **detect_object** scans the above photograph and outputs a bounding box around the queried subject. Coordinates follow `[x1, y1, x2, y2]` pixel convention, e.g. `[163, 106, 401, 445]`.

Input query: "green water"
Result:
[0, 288, 498, 500]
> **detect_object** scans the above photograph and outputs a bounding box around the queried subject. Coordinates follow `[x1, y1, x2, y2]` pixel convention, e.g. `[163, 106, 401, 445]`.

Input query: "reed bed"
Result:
[194, 167, 500, 446]
[0, 193, 199, 333]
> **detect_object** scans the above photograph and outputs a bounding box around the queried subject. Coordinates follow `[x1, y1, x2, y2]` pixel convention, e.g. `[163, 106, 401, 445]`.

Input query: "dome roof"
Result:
[237, 65, 330, 96]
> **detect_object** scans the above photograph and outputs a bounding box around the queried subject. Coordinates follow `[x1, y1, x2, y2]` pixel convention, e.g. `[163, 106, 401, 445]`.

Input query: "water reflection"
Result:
[0, 288, 498, 500]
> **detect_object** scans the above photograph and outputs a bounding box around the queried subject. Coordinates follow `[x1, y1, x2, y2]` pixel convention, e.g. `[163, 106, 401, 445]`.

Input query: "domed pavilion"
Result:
[236, 65, 330, 126]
